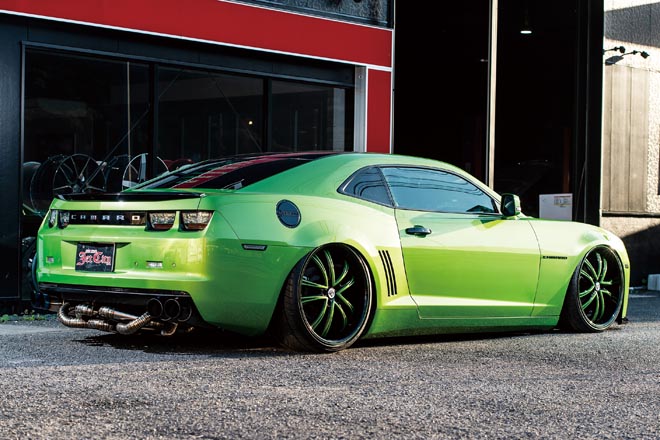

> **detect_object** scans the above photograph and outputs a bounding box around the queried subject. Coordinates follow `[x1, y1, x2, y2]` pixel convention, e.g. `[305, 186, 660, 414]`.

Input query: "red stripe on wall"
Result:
[366, 69, 392, 153]
[0, 0, 392, 67]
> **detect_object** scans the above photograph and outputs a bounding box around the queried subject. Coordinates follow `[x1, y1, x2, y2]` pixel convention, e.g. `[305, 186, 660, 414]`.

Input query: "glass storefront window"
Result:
[157, 67, 264, 162]
[272, 80, 348, 151]
[24, 50, 150, 214]
[23, 49, 353, 222]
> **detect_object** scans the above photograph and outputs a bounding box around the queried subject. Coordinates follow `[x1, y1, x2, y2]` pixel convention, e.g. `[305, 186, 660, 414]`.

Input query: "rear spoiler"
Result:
[57, 191, 205, 202]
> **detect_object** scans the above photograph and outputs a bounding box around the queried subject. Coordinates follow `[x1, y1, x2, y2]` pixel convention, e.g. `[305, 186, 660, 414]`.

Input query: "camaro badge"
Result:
[276, 200, 301, 228]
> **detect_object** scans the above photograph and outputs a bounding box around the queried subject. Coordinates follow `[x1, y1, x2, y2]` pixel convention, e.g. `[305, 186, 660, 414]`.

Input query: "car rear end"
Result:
[36, 190, 232, 335]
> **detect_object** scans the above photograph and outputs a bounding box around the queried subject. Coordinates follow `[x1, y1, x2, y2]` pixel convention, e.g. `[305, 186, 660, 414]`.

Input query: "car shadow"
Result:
[77, 327, 554, 357]
[77, 327, 294, 357]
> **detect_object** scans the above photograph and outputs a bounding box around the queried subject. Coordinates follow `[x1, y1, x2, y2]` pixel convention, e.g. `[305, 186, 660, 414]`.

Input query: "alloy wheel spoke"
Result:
[334, 302, 348, 330]
[580, 269, 595, 284]
[58, 166, 75, 183]
[301, 278, 328, 290]
[584, 259, 598, 280]
[592, 291, 604, 321]
[323, 250, 336, 285]
[302, 294, 328, 304]
[335, 277, 355, 297]
[311, 254, 329, 287]
[85, 184, 106, 192]
[595, 252, 603, 280]
[335, 292, 355, 314]
[81, 157, 94, 175]
[52, 185, 73, 193]
[579, 285, 595, 298]
[320, 302, 335, 337]
[309, 298, 329, 329]
[335, 260, 350, 285]
[599, 257, 608, 282]
[581, 291, 597, 309]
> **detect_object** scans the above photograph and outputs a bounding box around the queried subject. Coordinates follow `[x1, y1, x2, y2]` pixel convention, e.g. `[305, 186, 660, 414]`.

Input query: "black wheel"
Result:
[561, 245, 625, 332]
[122, 153, 169, 189]
[52, 153, 106, 195]
[30, 154, 105, 214]
[279, 244, 373, 352]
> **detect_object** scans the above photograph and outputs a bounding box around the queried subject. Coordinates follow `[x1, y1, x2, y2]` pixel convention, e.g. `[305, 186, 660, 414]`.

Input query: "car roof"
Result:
[133, 150, 494, 198]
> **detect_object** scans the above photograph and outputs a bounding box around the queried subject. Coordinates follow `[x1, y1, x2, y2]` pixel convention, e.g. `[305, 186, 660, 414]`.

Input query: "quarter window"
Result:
[380, 167, 497, 214]
[340, 167, 392, 206]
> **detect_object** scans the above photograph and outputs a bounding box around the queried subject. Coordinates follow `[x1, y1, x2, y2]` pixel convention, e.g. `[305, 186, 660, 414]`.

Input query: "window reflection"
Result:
[272, 80, 348, 151]
[341, 167, 392, 205]
[24, 50, 150, 213]
[157, 68, 264, 161]
[381, 167, 497, 213]
[23, 50, 353, 219]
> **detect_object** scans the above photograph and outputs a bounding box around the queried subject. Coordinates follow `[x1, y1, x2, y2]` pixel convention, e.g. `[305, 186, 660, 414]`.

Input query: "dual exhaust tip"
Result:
[147, 298, 192, 323]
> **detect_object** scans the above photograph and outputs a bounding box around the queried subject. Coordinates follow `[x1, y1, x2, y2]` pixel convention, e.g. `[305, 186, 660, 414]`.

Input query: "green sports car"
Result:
[35, 151, 630, 352]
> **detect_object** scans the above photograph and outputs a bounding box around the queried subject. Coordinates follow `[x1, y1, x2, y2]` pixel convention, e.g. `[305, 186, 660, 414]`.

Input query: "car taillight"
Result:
[58, 211, 70, 228]
[48, 210, 58, 228]
[181, 211, 213, 231]
[149, 212, 176, 230]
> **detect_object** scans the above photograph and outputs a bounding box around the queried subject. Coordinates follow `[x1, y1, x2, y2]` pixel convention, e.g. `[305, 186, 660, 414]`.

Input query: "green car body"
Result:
[35, 152, 630, 351]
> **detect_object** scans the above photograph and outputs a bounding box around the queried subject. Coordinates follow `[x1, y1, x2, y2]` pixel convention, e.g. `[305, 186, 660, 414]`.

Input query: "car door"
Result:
[380, 166, 541, 318]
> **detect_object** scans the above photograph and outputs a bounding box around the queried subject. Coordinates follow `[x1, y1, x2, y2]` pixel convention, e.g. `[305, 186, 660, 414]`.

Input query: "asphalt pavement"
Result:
[0, 290, 658, 439]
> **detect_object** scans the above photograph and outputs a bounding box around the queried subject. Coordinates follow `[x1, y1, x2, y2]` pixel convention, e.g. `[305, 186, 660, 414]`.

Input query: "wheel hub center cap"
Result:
[327, 288, 336, 299]
[595, 282, 601, 291]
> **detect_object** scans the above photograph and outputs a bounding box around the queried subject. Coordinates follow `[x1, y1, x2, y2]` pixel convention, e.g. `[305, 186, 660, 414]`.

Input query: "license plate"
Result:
[75, 243, 116, 272]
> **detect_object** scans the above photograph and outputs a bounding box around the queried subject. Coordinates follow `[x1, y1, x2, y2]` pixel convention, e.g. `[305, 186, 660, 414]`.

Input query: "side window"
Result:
[340, 167, 392, 206]
[380, 167, 497, 214]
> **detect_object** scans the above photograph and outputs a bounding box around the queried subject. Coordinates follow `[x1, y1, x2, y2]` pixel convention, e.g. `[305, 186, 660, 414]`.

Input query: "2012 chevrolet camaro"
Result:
[35, 152, 630, 352]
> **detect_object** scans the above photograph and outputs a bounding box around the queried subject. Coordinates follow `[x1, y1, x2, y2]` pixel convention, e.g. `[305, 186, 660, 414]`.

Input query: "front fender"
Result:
[529, 219, 630, 318]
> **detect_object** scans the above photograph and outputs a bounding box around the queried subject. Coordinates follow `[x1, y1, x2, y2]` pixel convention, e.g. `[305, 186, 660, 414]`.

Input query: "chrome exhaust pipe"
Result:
[147, 298, 164, 318]
[74, 304, 96, 318]
[58, 302, 181, 336]
[98, 306, 140, 322]
[58, 303, 89, 328]
[163, 299, 181, 321]
[86, 319, 115, 332]
[116, 312, 152, 335]
[160, 322, 179, 336]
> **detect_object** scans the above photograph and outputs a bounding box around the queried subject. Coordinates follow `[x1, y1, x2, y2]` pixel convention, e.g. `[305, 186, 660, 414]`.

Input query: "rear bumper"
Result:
[37, 282, 209, 328]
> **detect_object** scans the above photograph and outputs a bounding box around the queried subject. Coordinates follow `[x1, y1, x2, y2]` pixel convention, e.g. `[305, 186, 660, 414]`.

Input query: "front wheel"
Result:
[561, 245, 625, 332]
[278, 244, 373, 352]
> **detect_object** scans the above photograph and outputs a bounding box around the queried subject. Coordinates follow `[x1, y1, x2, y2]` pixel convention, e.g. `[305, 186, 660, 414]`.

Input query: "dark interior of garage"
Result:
[393, 1, 581, 218]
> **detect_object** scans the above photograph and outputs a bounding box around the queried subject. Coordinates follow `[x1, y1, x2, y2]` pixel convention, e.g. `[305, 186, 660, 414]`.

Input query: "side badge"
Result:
[276, 200, 301, 228]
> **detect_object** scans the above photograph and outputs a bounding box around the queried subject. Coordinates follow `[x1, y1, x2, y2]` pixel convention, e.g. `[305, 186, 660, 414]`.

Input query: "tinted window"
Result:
[381, 167, 497, 213]
[340, 167, 392, 206]
[139, 153, 336, 190]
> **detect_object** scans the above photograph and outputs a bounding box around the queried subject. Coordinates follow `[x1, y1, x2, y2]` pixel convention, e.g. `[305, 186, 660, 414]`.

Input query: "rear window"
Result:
[137, 152, 337, 190]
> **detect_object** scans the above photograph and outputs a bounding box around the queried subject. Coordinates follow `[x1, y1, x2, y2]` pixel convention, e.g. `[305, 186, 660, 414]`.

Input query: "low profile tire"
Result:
[279, 244, 373, 352]
[561, 245, 625, 332]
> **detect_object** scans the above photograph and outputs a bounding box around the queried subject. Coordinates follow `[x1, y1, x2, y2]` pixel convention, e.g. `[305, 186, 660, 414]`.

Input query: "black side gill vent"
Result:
[378, 250, 397, 297]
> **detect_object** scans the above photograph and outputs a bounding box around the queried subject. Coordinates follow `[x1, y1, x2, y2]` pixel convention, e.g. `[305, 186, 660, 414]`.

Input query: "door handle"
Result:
[405, 226, 432, 236]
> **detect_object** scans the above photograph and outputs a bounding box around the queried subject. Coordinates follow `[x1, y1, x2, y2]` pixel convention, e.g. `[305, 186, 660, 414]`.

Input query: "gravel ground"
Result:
[0, 291, 658, 439]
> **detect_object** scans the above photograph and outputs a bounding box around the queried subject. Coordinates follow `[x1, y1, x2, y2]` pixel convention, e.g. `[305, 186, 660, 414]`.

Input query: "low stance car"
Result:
[35, 152, 630, 351]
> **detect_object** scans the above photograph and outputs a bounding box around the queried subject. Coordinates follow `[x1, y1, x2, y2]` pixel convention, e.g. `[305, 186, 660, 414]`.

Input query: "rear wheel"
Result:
[279, 244, 373, 352]
[561, 246, 625, 332]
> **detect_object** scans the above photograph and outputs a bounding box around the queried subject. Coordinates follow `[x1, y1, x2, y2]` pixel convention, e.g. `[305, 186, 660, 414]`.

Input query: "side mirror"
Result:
[501, 193, 521, 217]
